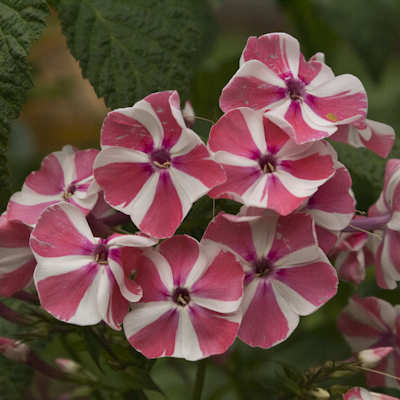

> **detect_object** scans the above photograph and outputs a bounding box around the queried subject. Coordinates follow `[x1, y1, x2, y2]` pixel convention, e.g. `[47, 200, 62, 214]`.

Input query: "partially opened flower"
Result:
[343, 387, 400, 400]
[220, 32, 368, 144]
[331, 119, 395, 158]
[31, 202, 157, 330]
[0, 213, 36, 297]
[368, 159, 400, 289]
[202, 212, 338, 349]
[207, 108, 335, 215]
[337, 294, 400, 389]
[7, 148, 101, 226]
[94, 90, 226, 239]
[123, 235, 244, 361]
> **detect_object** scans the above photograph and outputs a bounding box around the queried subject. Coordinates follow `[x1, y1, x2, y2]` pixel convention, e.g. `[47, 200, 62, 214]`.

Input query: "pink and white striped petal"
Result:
[124, 235, 244, 360]
[0, 214, 36, 297]
[31, 202, 156, 330]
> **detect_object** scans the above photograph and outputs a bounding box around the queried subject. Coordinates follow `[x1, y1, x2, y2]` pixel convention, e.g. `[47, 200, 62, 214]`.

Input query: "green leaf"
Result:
[0, 0, 49, 211]
[54, 0, 200, 109]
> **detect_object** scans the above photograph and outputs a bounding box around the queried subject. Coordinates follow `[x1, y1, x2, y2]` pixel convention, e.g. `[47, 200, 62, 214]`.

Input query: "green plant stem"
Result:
[192, 359, 207, 400]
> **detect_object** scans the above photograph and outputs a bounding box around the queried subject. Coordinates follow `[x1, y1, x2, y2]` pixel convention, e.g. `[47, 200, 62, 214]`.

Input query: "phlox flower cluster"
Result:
[1, 31, 400, 376]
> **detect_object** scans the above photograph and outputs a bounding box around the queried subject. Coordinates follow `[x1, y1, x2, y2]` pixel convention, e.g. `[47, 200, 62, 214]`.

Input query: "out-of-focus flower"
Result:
[0, 213, 36, 297]
[94, 90, 226, 238]
[202, 212, 338, 349]
[0, 337, 30, 363]
[343, 387, 400, 400]
[207, 108, 335, 215]
[124, 235, 244, 361]
[368, 159, 400, 289]
[358, 347, 394, 368]
[220, 32, 367, 144]
[338, 294, 400, 389]
[7, 148, 101, 226]
[31, 202, 157, 330]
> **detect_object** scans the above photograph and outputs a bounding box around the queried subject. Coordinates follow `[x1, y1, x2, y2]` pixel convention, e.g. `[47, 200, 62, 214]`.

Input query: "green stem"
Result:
[192, 359, 207, 400]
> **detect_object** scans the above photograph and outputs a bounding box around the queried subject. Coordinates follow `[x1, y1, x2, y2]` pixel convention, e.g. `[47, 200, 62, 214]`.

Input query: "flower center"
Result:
[286, 78, 305, 102]
[258, 154, 276, 174]
[150, 149, 171, 169]
[63, 183, 76, 200]
[254, 260, 272, 277]
[94, 242, 108, 264]
[171, 287, 191, 306]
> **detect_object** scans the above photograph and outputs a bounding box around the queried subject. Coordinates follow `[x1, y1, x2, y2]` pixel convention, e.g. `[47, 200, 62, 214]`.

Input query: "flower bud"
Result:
[182, 100, 195, 129]
[0, 337, 30, 363]
[55, 358, 82, 375]
[358, 347, 393, 368]
[309, 387, 330, 399]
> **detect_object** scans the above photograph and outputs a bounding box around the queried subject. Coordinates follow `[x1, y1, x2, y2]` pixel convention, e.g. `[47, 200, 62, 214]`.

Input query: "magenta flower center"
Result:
[150, 149, 172, 169]
[258, 154, 277, 174]
[94, 242, 109, 264]
[286, 78, 305, 102]
[63, 183, 77, 200]
[171, 287, 191, 306]
[254, 260, 272, 277]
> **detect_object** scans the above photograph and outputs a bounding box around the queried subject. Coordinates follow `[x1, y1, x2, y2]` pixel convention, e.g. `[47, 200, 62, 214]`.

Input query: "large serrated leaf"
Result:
[0, 0, 49, 211]
[54, 0, 199, 109]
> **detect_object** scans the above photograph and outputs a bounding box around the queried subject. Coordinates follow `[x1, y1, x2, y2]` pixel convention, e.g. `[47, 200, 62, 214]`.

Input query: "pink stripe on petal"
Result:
[7, 199, 60, 226]
[0, 215, 31, 248]
[37, 262, 99, 322]
[94, 162, 153, 209]
[25, 153, 64, 195]
[263, 117, 290, 154]
[127, 307, 179, 358]
[283, 101, 332, 143]
[191, 250, 244, 303]
[281, 153, 334, 180]
[359, 120, 395, 158]
[220, 75, 286, 113]
[134, 254, 170, 302]
[189, 304, 240, 357]
[157, 235, 200, 287]
[139, 172, 183, 238]
[172, 145, 226, 188]
[30, 205, 94, 258]
[73, 149, 99, 182]
[203, 212, 258, 264]
[209, 109, 262, 158]
[101, 111, 154, 152]
[274, 261, 337, 310]
[0, 258, 36, 297]
[145, 91, 184, 150]
[238, 279, 296, 348]
[315, 225, 339, 254]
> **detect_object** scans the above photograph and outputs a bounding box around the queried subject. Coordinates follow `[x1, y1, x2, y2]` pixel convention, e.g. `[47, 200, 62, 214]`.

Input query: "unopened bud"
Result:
[0, 337, 30, 363]
[370, 391, 400, 400]
[309, 387, 330, 399]
[358, 347, 393, 368]
[182, 101, 195, 129]
[56, 358, 82, 375]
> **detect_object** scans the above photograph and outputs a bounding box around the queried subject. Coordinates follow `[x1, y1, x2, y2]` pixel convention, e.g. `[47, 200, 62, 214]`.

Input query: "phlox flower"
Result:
[202, 212, 338, 349]
[93, 90, 226, 239]
[31, 202, 158, 330]
[123, 235, 244, 361]
[207, 107, 335, 215]
[343, 387, 400, 400]
[219, 32, 368, 144]
[337, 294, 400, 389]
[330, 230, 374, 285]
[368, 159, 400, 289]
[7, 147, 101, 227]
[0, 213, 36, 297]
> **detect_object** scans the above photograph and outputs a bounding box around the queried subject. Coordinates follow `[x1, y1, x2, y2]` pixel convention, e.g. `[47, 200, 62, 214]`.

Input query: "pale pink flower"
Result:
[207, 108, 335, 215]
[31, 202, 157, 330]
[202, 212, 338, 349]
[94, 90, 226, 239]
[368, 159, 400, 289]
[7, 148, 101, 226]
[123, 235, 244, 361]
[0, 213, 36, 297]
[338, 294, 400, 389]
[220, 32, 368, 144]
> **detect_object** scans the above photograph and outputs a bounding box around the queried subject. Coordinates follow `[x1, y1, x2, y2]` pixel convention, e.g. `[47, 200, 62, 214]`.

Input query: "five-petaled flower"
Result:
[31, 202, 158, 330]
[94, 90, 226, 239]
[123, 235, 244, 361]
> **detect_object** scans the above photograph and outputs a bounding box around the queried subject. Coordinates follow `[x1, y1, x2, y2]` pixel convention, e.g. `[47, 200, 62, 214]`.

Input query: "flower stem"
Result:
[192, 359, 207, 400]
